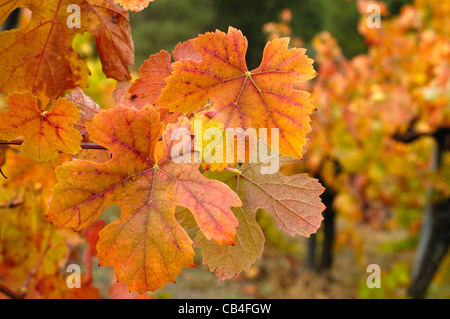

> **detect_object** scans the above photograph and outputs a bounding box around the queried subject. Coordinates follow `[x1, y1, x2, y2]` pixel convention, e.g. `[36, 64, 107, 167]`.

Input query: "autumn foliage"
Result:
[0, 0, 325, 297]
[1, 0, 448, 299]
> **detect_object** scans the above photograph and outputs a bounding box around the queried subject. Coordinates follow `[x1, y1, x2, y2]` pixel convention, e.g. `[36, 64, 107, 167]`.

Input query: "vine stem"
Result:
[0, 139, 106, 150]
[0, 283, 21, 299]
[18, 226, 55, 298]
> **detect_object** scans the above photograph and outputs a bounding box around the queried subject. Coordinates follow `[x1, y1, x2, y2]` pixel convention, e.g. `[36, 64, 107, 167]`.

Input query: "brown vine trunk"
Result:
[306, 182, 336, 271]
[319, 189, 336, 271]
[408, 129, 450, 298]
[408, 198, 450, 298]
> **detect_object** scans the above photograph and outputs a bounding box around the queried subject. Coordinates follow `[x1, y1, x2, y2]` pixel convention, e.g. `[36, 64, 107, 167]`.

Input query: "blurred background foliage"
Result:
[129, 0, 413, 68]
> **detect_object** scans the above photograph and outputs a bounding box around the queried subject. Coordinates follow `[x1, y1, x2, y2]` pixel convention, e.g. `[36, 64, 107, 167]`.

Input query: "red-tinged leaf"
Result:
[47, 107, 241, 292]
[172, 40, 202, 62]
[157, 27, 317, 159]
[87, 1, 134, 82]
[128, 41, 201, 115]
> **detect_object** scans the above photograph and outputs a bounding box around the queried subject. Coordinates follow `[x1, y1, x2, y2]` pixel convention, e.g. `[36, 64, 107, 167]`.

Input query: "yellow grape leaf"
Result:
[0, 92, 82, 162]
[0, 0, 133, 107]
[157, 27, 317, 159]
[47, 106, 241, 292]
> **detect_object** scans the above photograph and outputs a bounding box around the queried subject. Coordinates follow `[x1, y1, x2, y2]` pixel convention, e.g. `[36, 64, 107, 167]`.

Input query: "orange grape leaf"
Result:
[195, 157, 325, 279]
[128, 50, 173, 109]
[47, 107, 241, 292]
[0, 0, 133, 107]
[114, 0, 154, 12]
[0, 148, 66, 193]
[128, 47, 197, 123]
[87, 0, 134, 83]
[128, 41, 201, 110]
[0, 92, 82, 162]
[115, 79, 180, 124]
[157, 27, 317, 159]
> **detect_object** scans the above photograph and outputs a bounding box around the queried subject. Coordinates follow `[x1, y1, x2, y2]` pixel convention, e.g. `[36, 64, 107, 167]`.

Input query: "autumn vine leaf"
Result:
[157, 27, 317, 159]
[128, 50, 173, 109]
[126, 42, 201, 122]
[0, 0, 133, 106]
[0, 92, 82, 162]
[194, 205, 264, 281]
[47, 106, 242, 292]
[194, 157, 325, 279]
[128, 41, 201, 110]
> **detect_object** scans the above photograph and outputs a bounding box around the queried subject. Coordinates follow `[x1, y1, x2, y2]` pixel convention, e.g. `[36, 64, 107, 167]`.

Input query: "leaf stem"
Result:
[0, 139, 107, 150]
[224, 167, 242, 175]
[19, 226, 54, 298]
